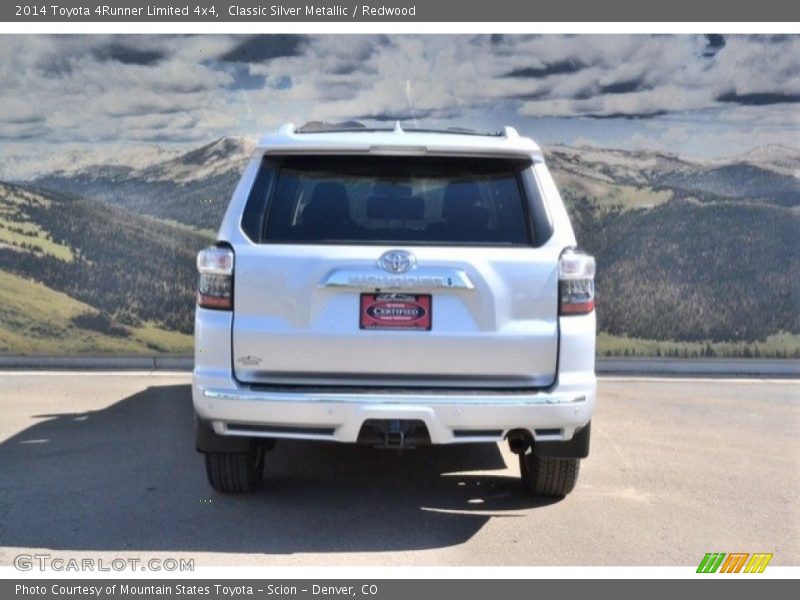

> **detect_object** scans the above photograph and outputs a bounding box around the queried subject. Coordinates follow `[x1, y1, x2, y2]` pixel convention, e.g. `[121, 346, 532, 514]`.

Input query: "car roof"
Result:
[255, 122, 543, 160]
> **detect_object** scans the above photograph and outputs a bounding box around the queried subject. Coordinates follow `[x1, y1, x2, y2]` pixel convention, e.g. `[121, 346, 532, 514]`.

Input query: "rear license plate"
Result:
[360, 293, 432, 331]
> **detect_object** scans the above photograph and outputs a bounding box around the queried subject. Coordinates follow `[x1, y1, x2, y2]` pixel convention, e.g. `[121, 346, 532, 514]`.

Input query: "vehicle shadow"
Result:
[0, 384, 559, 555]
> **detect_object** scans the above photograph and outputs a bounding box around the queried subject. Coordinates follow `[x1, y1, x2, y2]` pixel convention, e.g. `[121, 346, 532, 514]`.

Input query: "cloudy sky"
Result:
[1, 34, 799, 165]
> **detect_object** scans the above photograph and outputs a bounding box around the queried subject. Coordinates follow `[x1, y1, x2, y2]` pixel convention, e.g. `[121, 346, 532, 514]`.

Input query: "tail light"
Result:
[559, 248, 595, 316]
[197, 246, 234, 310]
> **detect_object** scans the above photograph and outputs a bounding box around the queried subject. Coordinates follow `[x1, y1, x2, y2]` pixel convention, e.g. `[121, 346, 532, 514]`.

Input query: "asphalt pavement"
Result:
[0, 372, 797, 566]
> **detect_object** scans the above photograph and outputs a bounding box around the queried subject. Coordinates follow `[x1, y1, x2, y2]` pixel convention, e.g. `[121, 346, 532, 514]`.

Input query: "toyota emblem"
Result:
[377, 250, 416, 274]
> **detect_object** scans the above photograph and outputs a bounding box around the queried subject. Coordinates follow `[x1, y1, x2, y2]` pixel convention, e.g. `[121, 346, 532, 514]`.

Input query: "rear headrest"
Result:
[304, 181, 350, 224]
[367, 195, 424, 220]
[442, 181, 482, 220]
[372, 182, 412, 198]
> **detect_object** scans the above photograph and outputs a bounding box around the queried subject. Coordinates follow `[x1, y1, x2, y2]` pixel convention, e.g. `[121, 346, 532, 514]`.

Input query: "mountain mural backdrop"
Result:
[1, 137, 798, 357]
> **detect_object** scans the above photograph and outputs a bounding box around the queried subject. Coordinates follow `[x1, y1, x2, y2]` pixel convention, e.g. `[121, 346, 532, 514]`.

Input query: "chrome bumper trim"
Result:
[202, 387, 586, 406]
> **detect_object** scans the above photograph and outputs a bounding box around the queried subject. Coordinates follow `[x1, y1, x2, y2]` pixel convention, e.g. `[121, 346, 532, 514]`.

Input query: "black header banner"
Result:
[3, 0, 800, 22]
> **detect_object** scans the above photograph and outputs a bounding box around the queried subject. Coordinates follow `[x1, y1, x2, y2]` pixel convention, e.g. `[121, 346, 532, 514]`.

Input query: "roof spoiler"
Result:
[279, 121, 522, 139]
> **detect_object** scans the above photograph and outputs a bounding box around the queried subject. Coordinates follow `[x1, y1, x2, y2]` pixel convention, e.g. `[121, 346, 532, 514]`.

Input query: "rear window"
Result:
[245, 155, 538, 246]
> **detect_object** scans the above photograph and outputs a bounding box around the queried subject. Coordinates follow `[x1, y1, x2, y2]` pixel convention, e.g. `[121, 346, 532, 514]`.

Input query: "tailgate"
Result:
[232, 245, 559, 388]
[230, 154, 559, 388]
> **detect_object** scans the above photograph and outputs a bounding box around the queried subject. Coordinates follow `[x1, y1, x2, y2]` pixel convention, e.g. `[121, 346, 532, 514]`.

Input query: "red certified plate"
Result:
[360, 293, 432, 331]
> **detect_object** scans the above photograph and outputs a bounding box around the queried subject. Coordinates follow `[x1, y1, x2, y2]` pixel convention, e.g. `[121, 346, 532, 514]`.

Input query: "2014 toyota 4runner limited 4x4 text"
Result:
[193, 123, 596, 496]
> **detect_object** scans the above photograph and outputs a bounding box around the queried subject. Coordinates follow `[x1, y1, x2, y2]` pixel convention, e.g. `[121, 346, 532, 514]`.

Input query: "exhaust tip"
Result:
[506, 429, 532, 454]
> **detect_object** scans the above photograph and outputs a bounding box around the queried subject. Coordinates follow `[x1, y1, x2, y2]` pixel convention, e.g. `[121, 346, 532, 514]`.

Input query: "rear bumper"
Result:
[192, 371, 596, 445]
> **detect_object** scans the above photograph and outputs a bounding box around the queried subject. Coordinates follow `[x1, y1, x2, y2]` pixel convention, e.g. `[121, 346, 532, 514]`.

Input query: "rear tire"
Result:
[204, 444, 265, 493]
[519, 452, 580, 497]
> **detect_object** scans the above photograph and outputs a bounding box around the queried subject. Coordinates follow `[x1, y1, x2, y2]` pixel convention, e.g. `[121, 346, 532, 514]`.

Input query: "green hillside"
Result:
[554, 172, 674, 212]
[0, 181, 212, 339]
[597, 331, 800, 359]
[0, 184, 74, 261]
[568, 196, 800, 344]
[0, 270, 192, 355]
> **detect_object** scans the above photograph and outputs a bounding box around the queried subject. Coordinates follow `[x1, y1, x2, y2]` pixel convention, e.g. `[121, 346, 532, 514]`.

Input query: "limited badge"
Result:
[237, 355, 262, 366]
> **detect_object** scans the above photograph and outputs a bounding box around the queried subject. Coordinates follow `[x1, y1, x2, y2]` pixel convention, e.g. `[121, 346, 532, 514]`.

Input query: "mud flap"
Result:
[534, 422, 591, 459]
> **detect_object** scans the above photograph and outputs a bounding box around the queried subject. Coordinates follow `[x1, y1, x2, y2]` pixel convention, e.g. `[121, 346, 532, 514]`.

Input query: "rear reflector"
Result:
[560, 299, 595, 315]
[559, 249, 595, 316]
[197, 246, 234, 311]
[197, 246, 233, 274]
[452, 429, 504, 438]
[227, 423, 336, 437]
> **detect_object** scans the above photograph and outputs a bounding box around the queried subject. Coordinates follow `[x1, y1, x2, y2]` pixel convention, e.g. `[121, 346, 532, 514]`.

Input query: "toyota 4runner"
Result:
[193, 123, 596, 496]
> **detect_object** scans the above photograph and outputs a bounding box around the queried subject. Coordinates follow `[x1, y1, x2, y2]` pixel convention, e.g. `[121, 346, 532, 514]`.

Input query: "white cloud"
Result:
[0, 34, 798, 159]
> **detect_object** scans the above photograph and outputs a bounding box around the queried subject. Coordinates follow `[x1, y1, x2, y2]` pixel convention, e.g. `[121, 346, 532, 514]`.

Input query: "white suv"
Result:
[193, 123, 596, 496]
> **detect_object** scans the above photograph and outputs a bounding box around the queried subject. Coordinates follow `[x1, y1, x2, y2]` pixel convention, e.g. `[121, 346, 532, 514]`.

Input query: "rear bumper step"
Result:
[193, 378, 596, 445]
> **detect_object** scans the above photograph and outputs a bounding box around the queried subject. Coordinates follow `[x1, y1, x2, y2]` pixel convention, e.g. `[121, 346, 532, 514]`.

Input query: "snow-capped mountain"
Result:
[545, 145, 701, 186]
[545, 144, 800, 203]
[29, 136, 257, 228]
[136, 136, 257, 185]
[731, 144, 800, 177]
[0, 145, 186, 181]
[15, 137, 800, 230]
